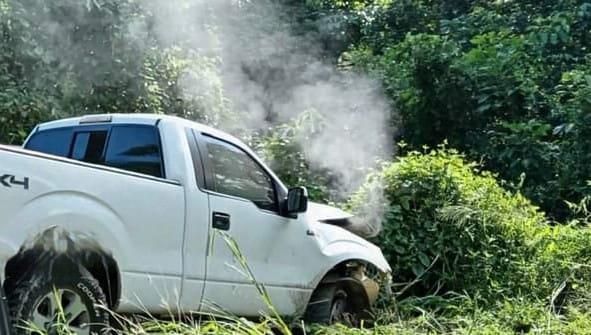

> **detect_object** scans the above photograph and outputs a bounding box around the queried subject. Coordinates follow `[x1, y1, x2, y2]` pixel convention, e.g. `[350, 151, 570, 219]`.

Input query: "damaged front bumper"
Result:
[355, 266, 393, 306]
[339, 263, 392, 313]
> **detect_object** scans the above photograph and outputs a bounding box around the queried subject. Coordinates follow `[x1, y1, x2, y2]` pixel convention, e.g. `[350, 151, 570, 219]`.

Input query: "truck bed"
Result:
[0, 145, 187, 313]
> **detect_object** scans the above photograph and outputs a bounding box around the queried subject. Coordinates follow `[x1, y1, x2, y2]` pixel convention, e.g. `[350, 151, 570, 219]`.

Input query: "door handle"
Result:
[212, 212, 231, 231]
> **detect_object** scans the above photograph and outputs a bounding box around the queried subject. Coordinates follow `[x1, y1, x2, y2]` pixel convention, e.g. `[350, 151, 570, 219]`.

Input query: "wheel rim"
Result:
[31, 289, 91, 335]
[330, 297, 347, 324]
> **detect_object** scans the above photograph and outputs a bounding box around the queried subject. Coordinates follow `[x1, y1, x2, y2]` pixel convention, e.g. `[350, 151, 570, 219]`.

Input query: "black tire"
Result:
[304, 284, 355, 326]
[7, 262, 110, 335]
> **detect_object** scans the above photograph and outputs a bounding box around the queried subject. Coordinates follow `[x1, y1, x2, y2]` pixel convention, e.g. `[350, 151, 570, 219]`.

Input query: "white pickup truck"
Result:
[0, 114, 391, 334]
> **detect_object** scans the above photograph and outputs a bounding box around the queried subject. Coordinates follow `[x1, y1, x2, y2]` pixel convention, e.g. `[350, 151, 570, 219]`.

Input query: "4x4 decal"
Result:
[0, 175, 29, 190]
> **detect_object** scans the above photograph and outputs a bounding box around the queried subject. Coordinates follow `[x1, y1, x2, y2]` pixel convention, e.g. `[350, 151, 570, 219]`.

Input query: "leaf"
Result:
[553, 123, 575, 136]
[418, 252, 431, 267]
[539, 32, 548, 45]
[411, 264, 425, 277]
[477, 104, 492, 113]
[553, 124, 565, 136]
[394, 245, 405, 254]
[558, 29, 568, 43]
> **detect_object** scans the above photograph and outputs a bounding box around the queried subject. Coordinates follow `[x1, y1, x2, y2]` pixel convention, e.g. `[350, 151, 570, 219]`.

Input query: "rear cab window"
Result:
[104, 126, 164, 178]
[71, 131, 108, 163]
[25, 124, 165, 179]
[25, 128, 72, 157]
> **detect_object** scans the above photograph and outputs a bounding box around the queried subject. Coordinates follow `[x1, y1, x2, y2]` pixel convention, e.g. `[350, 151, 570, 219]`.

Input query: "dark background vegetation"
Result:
[2, 0, 591, 222]
[3, 0, 591, 333]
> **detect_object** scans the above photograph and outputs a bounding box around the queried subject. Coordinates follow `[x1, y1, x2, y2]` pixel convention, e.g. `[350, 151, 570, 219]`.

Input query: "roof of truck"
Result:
[35, 113, 240, 146]
[38, 113, 211, 132]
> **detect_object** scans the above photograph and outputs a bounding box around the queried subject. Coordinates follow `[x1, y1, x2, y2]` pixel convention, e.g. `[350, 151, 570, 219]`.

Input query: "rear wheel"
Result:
[8, 262, 109, 334]
[31, 288, 92, 334]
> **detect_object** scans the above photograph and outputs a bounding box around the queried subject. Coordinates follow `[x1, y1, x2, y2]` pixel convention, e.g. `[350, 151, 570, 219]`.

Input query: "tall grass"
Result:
[21, 232, 297, 335]
[18, 225, 591, 334]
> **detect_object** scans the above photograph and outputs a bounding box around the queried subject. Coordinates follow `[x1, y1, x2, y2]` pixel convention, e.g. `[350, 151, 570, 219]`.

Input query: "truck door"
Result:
[196, 132, 318, 317]
[179, 130, 212, 311]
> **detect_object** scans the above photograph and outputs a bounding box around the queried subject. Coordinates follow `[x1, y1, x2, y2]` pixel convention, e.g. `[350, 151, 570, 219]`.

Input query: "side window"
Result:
[25, 128, 72, 157]
[204, 136, 277, 211]
[104, 126, 164, 178]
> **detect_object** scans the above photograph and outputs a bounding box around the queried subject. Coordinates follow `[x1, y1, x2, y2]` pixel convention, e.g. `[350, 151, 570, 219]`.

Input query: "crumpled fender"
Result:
[305, 229, 391, 293]
[321, 239, 392, 275]
[311, 221, 391, 276]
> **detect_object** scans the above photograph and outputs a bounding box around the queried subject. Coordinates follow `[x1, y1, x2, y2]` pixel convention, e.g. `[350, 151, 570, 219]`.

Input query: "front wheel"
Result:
[304, 284, 357, 326]
[8, 263, 109, 335]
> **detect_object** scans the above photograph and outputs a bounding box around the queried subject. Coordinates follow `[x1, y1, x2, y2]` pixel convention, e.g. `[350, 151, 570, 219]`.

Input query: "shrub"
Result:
[534, 224, 591, 310]
[350, 148, 546, 301]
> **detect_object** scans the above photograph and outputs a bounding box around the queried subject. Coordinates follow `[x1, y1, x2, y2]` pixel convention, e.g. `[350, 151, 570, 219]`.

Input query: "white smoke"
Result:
[170, 0, 394, 194]
[9, 0, 394, 230]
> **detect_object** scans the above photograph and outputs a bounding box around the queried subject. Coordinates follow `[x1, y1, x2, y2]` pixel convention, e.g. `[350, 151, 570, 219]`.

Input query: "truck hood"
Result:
[306, 202, 391, 273]
[306, 202, 354, 222]
[306, 202, 380, 239]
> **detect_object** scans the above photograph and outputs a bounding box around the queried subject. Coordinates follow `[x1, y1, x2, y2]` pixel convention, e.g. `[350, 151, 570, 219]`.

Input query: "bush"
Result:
[350, 148, 546, 301]
[351, 147, 591, 316]
[534, 224, 591, 311]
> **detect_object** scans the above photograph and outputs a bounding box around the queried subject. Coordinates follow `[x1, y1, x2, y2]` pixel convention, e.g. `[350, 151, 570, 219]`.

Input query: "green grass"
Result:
[21, 229, 591, 335]
[24, 298, 591, 335]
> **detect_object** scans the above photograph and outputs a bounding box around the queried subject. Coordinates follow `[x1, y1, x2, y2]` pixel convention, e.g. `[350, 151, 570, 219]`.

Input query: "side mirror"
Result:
[286, 186, 308, 216]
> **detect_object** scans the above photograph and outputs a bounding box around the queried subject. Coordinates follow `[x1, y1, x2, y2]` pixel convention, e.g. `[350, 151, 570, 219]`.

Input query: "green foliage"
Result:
[31, 298, 591, 335]
[534, 224, 591, 311]
[338, 0, 591, 220]
[252, 112, 334, 202]
[4, 0, 591, 222]
[0, 0, 230, 145]
[315, 298, 591, 334]
[357, 34, 468, 147]
[348, 149, 591, 335]
[480, 120, 563, 216]
[350, 148, 546, 300]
